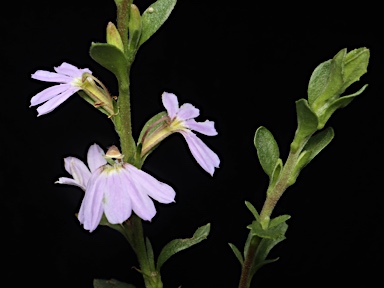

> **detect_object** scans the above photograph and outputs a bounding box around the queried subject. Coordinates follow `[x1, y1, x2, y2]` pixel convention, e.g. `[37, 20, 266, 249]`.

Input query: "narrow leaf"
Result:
[318, 84, 368, 129]
[302, 127, 334, 164]
[269, 215, 291, 228]
[146, 237, 156, 271]
[228, 243, 244, 266]
[250, 222, 288, 277]
[156, 223, 210, 271]
[245, 201, 260, 221]
[342, 47, 369, 90]
[139, 0, 177, 47]
[254, 126, 280, 178]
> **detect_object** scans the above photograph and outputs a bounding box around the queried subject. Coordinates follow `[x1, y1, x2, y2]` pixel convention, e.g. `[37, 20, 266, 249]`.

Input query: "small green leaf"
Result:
[318, 84, 368, 129]
[308, 59, 332, 105]
[128, 4, 142, 54]
[307, 47, 369, 128]
[269, 215, 291, 228]
[156, 223, 210, 271]
[290, 99, 318, 152]
[342, 47, 370, 91]
[245, 201, 260, 221]
[310, 48, 346, 111]
[94, 278, 135, 288]
[89, 43, 129, 84]
[250, 221, 288, 277]
[146, 237, 156, 271]
[139, 0, 177, 47]
[288, 150, 312, 186]
[247, 219, 287, 240]
[254, 126, 280, 178]
[302, 126, 334, 164]
[267, 158, 283, 195]
[228, 243, 244, 266]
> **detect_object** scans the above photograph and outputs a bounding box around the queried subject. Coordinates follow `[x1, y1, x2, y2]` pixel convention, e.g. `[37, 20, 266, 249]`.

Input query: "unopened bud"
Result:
[106, 22, 124, 52]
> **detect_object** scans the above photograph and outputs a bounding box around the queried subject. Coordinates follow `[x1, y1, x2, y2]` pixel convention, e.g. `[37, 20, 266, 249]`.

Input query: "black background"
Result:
[2, 1, 383, 287]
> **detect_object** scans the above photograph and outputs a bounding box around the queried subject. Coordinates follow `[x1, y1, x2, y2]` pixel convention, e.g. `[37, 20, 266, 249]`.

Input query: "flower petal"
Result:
[177, 103, 200, 120]
[35, 86, 79, 116]
[185, 119, 218, 136]
[180, 131, 220, 176]
[31, 70, 74, 83]
[102, 168, 132, 224]
[87, 144, 107, 173]
[120, 168, 156, 221]
[55, 177, 85, 190]
[63, 156, 92, 189]
[162, 92, 179, 119]
[30, 84, 72, 107]
[54, 62, 92, 78]
[78, 167, 105, 232]
[124, 163, 176, 204]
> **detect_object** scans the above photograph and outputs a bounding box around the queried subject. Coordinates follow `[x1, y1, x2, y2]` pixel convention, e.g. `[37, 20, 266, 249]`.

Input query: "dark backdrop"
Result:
[2, 1, 383, 287]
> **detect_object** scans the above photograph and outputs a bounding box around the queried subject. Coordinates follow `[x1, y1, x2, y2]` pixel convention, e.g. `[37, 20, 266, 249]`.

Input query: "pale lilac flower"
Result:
[56, 144, 176, 232]
[162, 92, 220, 176]
[30, 62, 92, 116]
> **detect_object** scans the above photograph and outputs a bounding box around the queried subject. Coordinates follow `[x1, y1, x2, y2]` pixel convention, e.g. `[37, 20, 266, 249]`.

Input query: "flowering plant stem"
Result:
[238, 139, 306, 288]
[122, 214, 163, 288]
[109, 2, 162, 286]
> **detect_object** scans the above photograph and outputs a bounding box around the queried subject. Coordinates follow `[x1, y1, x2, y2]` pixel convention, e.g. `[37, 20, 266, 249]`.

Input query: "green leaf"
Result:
[267, 158, 283, 195]
[302, 126, 334, 164]
[94, 279, 135, 288]
[288, 150, 312, 186]
[156, 223, 210, 271]
[342, 47, 370, 90]
[139, 0, 177, 47]
[250, 221, 288, 277]
[146, 237, 156, 271]
[289, 127, 334, 185]
[307, 47, 369, 128]
[269, 215, 291, 228]
[307, 59, 332, 105]
[247, 218, 287, 240]
[228, 243, 244, 266]
[290, 99, 318, 152]
[254, 126, 280, 178]
[128, 4, 142, 53]
[89, 43, 129, 84]
[310, 48, 346, 111]
[318, 84, 368, 129]
[245, 201, 260, 221]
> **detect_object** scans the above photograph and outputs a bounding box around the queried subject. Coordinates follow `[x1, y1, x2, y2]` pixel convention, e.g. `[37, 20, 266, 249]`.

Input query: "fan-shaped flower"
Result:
[56, 143, 176, 232]
[142, 92, 220, 176]
[30, 62, 93, 116]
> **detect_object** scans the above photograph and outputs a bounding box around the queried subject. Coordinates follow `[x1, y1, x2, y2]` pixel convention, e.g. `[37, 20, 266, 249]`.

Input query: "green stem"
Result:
[114, 69, 136, 162]
[112, 3, 160, 287]
[238, 236, 261, 288]
[238, 138, 308, 287]
[114, 0, 131, 54]
[123, 215, 163, 288]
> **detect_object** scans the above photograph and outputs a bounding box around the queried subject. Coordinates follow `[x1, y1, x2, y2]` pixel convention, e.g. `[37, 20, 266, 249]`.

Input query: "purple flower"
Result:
[30, 62, 92, 116]
[56, 144, 176, 232]
[162, 92, 220, 176]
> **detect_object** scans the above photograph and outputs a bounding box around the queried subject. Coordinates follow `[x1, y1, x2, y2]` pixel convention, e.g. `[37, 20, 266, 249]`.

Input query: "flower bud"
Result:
[128, 4, 142, 51]
[106, 22, 124, 52]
